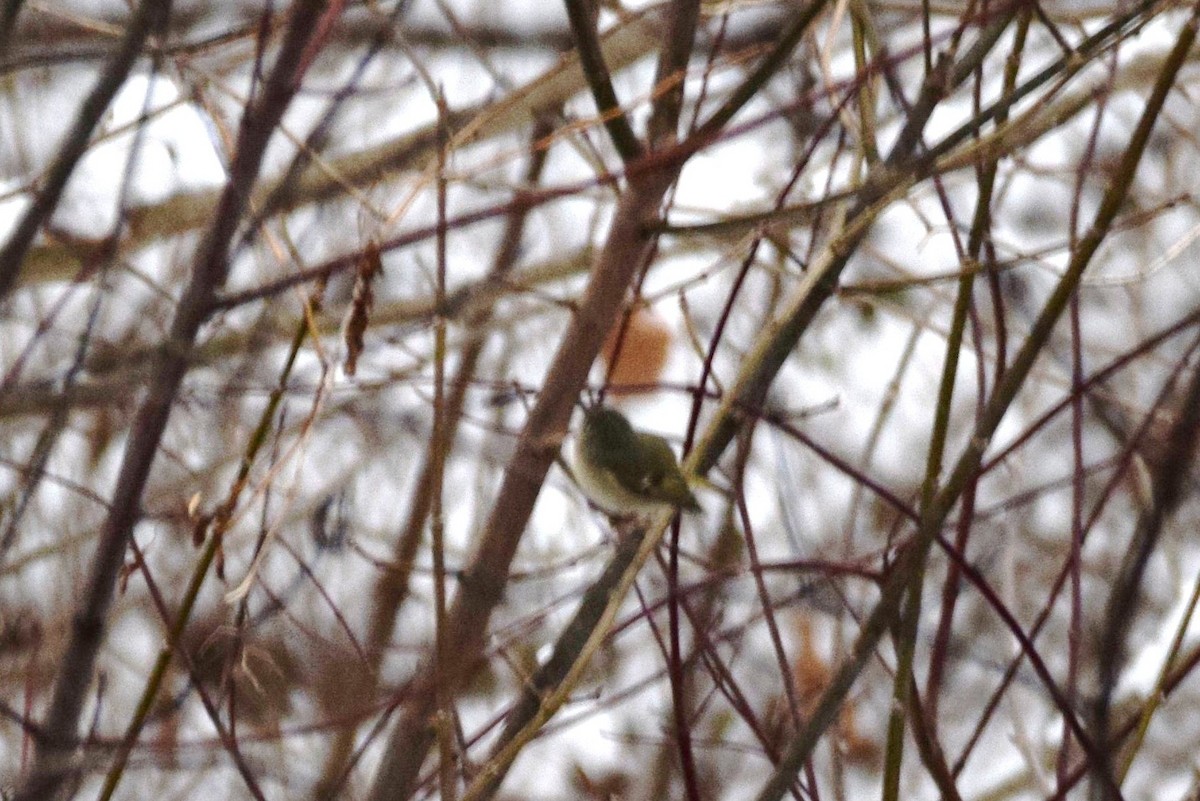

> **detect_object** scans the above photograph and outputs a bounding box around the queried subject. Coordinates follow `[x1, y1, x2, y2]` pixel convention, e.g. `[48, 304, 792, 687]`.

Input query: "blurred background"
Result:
[4, 1, 1200, 799]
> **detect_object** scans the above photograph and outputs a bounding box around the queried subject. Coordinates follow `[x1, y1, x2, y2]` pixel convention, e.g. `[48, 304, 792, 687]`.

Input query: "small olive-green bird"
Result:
[572, 406, 700, 516]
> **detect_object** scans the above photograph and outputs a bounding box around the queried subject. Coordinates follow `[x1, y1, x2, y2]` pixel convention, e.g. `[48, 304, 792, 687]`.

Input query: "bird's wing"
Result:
[634, 433, 700, 510]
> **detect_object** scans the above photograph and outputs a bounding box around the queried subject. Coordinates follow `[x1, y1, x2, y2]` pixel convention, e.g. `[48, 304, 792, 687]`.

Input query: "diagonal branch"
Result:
[364, 161, 682, 801]
[563, 0, 644, 161]
[11, 2, 331, 798]
[755, 4, 1199, 798]
[0, 0, 170, 301]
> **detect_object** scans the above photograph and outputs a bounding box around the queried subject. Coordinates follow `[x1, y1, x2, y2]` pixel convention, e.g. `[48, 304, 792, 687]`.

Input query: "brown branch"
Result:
[0, 0, 170, 301]
[364, 162, 682, 801]
[11, 2, 330, 797]
[563, 0, 644, 161]
[646, 0, 701, 147]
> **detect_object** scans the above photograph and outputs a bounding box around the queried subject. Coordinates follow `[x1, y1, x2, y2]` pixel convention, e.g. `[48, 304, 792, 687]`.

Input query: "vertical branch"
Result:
[313, 118, 556, 799]
[668, 511, 702, 801]
[645, 0, 701, 147]
[881, 2, 1009, 782]
[925, 2, 1031, 728]
[11, 2, 331, 798]
[430, 85, 457, 801]
[652, 10, 702, 792]
[1062, 33, 1110, 788]
[1061, 292, 1085, 786]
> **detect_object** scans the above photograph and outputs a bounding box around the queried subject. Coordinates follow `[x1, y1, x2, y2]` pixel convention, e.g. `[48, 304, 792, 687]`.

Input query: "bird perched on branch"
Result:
[572, 406, 700, 517]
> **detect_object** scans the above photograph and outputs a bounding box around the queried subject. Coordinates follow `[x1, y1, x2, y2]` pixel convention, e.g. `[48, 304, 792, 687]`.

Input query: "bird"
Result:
[571, 406, 700, 516]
